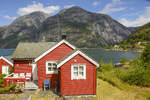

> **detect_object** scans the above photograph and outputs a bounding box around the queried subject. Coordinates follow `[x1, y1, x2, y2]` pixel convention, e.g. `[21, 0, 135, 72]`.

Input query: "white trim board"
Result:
[34, 40, 76, 62]
[0, 56, 13, 66]
[57, 50, 99, 68]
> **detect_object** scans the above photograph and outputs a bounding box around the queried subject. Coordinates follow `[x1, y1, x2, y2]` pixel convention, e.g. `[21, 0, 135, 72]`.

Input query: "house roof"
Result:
[0, 56, 13, 66]
[57, 49, 99, 68]
[12, 42, 57, 60]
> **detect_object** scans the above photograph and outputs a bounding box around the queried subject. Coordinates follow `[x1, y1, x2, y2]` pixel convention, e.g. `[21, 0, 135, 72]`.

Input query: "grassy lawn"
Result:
[97, 79, 150, 100]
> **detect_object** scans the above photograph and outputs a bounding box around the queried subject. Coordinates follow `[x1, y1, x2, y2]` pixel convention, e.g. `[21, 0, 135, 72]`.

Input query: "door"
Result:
[2, 66, 9, 74]
[32, 63, 38, 80]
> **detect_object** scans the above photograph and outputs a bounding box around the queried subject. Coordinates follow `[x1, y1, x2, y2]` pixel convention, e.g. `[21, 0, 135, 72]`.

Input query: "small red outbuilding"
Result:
[0, 56, 13, 75]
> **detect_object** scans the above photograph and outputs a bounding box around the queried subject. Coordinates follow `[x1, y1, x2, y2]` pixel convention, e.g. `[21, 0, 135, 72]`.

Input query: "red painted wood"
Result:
[0, 59, 12, 74]
[14, 60, 32, 75]
[37, 43, 73, 88]
[4, 78, 26, 88]
[60, 54, 97, 96]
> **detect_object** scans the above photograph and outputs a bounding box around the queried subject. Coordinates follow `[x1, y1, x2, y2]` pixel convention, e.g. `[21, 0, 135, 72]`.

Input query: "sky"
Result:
[0, 0, 150, 27]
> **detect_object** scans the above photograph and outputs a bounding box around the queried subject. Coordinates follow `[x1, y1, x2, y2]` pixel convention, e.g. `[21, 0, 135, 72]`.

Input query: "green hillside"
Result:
[120, 22, 150, 49]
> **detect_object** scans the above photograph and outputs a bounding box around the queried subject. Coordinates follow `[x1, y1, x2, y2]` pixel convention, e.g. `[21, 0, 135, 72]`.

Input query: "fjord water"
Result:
[81, 48, 139, 63]
[0, 48, 139, 63]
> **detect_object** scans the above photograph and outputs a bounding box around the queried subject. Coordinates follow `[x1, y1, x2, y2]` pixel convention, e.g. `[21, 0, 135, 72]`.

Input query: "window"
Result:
[71, 64, 86, 80]
[46, 61, 57, 74]
[2, 66, 9, 75]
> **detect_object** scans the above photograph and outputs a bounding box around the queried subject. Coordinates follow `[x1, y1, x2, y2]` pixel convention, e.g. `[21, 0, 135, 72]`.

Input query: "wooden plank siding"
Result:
[37, 43, 74, 88]
[14, 60, 32, 74]
[0, 59, 12, 74]
[60, 54, 96, 96]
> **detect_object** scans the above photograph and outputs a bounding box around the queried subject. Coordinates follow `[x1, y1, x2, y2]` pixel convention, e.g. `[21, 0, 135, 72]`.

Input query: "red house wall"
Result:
[37, 43, 73, 88]
[60, 54, 96, 96]
[14, 60, 32, 74]
[0, 59, 12, 74]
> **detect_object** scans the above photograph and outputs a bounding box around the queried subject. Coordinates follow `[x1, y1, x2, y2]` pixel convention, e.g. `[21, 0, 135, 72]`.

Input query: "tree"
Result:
[141, 42, 150, 68]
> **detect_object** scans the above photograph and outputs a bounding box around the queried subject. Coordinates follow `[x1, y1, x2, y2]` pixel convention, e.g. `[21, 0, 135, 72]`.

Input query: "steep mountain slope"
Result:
[0, 6, 131, 48]
[120, 22, 150, 48]
[0, 11, 49, 48]
[37, 6, 131, 48]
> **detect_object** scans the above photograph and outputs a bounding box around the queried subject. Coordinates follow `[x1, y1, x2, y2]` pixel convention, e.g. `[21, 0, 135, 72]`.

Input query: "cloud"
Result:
[3, 15, 17, 20]
[119, 6, 150, 27]
[17, 2, 60, 16]
[92, 1, 99, 6]
[99, 0, 126, 14]
[64, 5, 75, 9]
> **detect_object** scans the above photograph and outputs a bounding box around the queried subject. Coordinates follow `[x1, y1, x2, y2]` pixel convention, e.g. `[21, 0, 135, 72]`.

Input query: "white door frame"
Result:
[32, 63, 38, 80]
[2, 66, 9, 75]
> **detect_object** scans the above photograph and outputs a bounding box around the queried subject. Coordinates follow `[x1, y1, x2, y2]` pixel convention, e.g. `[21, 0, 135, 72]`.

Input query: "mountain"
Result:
[0, 6, 131, 48]
[120, 22, 150, 48]
[128, 27, 140, 32]
[0, 11, 50, 48]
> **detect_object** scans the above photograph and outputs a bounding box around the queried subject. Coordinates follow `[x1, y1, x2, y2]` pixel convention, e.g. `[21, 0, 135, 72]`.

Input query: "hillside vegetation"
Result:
[120, 22, 150, 49]
[97, 43, 150, 100]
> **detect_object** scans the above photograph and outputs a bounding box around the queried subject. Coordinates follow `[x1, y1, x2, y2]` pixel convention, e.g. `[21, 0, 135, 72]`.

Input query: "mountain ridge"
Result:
[0, 6, 131, 48]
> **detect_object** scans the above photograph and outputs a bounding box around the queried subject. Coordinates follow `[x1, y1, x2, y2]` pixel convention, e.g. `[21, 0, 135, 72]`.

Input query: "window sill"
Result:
[71, 77, 86, 80]
[46, 71, 58, 74]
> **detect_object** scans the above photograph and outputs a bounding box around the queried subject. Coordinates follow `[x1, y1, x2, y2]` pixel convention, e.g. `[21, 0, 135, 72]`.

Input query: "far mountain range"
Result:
[0, 6, 141, 48]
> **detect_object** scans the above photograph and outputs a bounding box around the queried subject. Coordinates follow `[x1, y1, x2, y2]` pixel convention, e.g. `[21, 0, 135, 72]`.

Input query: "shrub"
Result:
[15, 84, 24, 93]
[0, 88, 3, 93]
[4, 84, 16, 92]
[0, 74, 6, 79]
[120, 58, 127, 65]
[98, 61, 114, 72]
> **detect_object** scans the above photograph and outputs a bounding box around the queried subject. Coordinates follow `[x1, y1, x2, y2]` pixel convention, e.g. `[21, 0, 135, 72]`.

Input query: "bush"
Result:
[98, 61, 114, 72]
[4, 84, 16, 92]
[0, 88, 3, 93]
[120, 61, 150, 87]
[120, 58, 127, 65]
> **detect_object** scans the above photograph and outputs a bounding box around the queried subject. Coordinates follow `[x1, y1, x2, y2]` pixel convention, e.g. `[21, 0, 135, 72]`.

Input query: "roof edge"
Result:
[0, 56, 13, 66]
[34, 40, 76, 62]
[57, 50, 99, 68]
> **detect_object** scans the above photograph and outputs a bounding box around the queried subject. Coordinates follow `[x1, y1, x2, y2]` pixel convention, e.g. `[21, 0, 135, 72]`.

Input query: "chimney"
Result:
[62, 33, 67, 40]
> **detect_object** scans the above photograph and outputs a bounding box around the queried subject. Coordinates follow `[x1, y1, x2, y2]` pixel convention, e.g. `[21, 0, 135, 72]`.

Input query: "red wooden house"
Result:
[4, 40, 99, 96]
[0, 56, 13, 75]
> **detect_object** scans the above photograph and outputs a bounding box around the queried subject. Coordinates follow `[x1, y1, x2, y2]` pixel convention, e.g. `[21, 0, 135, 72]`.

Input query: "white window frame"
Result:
[71, 64, 86, 80]
[2, 66, 9, 75]
[46, 61, 58, 74]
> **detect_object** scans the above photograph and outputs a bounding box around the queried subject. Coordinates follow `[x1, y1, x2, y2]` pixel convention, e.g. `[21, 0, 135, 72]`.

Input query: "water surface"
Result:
[0, 48, 139, 63]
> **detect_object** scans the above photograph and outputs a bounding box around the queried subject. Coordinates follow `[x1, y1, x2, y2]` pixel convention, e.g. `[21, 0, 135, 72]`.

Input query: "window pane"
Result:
[73, 66, 78, 72]
[79, 66, 83, 71]
[53, 63, 57, 67]
[48, 67, 52, 71]
[79, 72, 84, 76]
[48, 63, 52, 66]
[73, 72, 78, 76]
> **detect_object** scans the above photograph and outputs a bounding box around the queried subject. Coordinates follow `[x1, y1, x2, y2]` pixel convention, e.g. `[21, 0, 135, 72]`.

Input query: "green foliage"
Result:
[4, 84, 16, 92]
[120, 22, 150, 49]
[141, 43, 150, 67]
[120, 57, 150, 87]
[120, 58, 127, 65]
[0, 88, 3, 93]
[98, 61, 114, 72]
[9, 67, 14, 74]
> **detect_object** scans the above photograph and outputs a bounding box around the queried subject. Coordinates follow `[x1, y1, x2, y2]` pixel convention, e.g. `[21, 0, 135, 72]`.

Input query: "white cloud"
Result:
[64, 5, 75, 9]
[3, 15, 17, 20]
[92, 1, 99, 6]
[119, 7, 150, 27]
[99, 0, 126, 14]
[17, 2, 60, 16]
